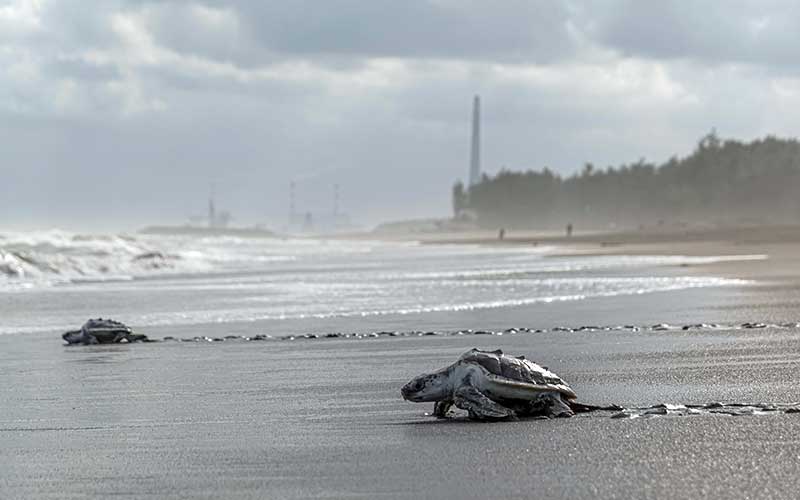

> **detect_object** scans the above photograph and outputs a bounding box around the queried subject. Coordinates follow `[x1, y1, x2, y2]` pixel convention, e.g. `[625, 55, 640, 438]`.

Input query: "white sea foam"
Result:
[127, 275, 747, 327]
[0, 230, 200, 286]
[0, 230, 393, 290]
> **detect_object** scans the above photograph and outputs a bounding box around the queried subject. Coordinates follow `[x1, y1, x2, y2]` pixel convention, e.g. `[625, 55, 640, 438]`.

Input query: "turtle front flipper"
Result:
[433, 400, 453, 418]
[453, 386, 515, 420]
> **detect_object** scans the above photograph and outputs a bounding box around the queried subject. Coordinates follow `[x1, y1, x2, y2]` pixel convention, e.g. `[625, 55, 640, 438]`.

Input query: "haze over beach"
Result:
[4, 2, 800, 499]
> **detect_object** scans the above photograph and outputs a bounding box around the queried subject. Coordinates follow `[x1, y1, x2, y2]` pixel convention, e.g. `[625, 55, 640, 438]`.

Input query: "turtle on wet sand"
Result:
[401, 348, 617, 420]
[62, 318, 150, 345]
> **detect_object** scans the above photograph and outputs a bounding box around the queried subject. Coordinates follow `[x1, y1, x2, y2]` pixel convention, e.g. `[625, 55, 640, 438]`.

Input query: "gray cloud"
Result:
[591, 1, 800, 67]
[2, 1, 800, 231]
[44, 57, 122, 82]
[139, 0, 583, 67]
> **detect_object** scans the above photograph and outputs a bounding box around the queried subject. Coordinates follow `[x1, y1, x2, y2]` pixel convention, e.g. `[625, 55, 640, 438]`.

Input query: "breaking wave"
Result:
[0, 229, 311, 289]
[0, 230, 206, 288]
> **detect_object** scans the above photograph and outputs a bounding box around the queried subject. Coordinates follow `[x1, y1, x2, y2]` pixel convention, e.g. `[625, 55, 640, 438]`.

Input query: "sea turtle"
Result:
[401, 348, 611, 420]
[62, 318, 149, 345]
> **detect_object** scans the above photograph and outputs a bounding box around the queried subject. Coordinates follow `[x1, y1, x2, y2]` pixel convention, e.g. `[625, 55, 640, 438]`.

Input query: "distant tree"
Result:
[452, 181, 466, 216]
[698, 128, 721, 150]
[457, 134, 800, 229]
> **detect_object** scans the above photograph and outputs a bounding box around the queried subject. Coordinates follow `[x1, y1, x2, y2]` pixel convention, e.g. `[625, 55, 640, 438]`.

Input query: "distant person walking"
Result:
[498, 228, 505, 240]
[566, 223, 573, 238]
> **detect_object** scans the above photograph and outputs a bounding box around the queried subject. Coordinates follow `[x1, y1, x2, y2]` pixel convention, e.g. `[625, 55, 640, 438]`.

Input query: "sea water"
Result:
[0, 230, 761, 337]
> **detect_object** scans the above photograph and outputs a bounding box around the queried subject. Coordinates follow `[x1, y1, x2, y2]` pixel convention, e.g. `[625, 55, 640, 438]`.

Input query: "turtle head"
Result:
[401, 368, 451, 402]
[62, 329, 84, 345]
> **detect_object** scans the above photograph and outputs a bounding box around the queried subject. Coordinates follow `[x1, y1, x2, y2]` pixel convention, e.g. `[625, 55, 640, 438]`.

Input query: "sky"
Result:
[3, 0, 800, 231]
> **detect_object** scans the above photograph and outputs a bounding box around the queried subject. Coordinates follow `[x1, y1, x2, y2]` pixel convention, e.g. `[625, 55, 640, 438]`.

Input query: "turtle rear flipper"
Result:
[454, 386, 515, 420]
[568, 401, 623, 413]
[513, 393, 574, 418]
[543, 394, 574, 418]
[125, 333, 149, 343]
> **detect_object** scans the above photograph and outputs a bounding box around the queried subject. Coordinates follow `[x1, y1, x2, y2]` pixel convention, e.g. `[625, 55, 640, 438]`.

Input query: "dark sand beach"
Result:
[7, 2, 800, 498]
[3, 228, 800, 499]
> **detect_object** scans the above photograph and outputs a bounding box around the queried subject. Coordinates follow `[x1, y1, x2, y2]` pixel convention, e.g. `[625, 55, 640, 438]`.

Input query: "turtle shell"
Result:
[81, 318, 133, 342]
[459, 348, 577, 399]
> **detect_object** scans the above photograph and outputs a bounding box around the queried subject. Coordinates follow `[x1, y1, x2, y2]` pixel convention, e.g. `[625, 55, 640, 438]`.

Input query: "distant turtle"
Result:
[62, 318, 149, 345]
[401, 348, 614, 420]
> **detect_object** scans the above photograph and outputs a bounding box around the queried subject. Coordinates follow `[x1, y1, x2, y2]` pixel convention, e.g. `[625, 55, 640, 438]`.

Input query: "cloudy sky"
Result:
[3, 0, 800, 231]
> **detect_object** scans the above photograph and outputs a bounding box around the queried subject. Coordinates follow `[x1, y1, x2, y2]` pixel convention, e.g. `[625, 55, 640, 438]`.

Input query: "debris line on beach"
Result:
[609, 402, 800, 419]
[63, 319, 800, 345]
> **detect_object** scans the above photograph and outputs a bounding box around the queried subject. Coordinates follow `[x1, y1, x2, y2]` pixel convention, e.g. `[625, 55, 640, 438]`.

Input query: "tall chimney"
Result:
[469, 95, 481, 187]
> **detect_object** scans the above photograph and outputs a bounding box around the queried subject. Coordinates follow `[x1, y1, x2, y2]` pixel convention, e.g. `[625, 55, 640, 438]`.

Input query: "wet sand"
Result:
[4, 231, 800, 499]
[3, 283, 800, 499]
[4, 323, 800, 499]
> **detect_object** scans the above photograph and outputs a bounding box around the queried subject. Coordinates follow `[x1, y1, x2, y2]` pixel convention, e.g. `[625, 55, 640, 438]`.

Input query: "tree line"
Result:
[453, 133, 800, 229]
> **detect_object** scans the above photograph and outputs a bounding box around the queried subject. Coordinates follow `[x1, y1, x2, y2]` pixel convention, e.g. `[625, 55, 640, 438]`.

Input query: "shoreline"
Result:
[393, 223, 800, 282]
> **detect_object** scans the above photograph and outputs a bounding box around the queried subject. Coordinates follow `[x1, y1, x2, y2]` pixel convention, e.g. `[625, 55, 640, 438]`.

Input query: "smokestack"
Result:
[469, 95, 481, 187]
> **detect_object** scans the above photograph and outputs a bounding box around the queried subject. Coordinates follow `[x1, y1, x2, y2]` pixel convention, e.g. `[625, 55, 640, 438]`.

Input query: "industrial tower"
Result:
[469, 95, 481, 187]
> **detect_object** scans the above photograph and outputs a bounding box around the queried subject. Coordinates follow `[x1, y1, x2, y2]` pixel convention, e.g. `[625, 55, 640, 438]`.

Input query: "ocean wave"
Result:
[0, 229, 419, 290]
[362, 254, 768, 282]
[95, 276, 748, 330]
[0, 230, 212, 287]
